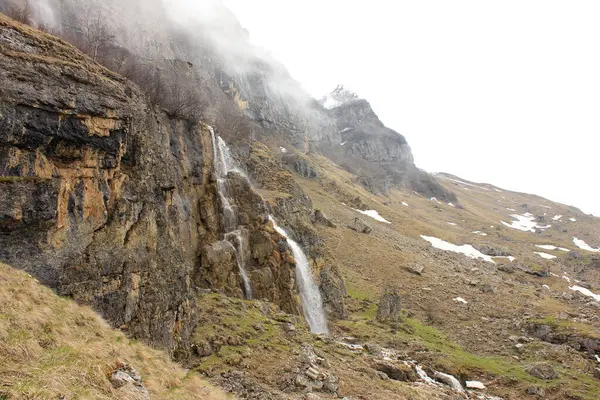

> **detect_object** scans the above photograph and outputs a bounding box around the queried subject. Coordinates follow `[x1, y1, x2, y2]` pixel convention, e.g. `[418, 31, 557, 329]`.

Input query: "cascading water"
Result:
[226, 231, 253, 299]
[269, 216, 328, 334]
[209, 126, 252, 299]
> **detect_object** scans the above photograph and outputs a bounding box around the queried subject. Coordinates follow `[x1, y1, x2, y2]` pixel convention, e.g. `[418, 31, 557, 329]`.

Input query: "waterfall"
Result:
[269, 216, 328, 334]
[209, 126, 252, 299]
[226, 231, 253, 299]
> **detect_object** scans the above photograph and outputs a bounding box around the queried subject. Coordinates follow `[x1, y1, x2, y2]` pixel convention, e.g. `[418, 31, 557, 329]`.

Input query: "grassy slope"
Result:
[0, 262, 230, 400]
[283, 149, 600, 399]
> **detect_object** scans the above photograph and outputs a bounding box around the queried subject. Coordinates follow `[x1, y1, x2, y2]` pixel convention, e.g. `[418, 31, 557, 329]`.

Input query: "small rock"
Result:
[405, 265, 424, 275]
[365, 343, 384, 356]
[306, 367, 320, 380]
[526, 363, 558, 380]
[110, 363, 150, 400]
[376, 371, 389, 380]
[466, 380, 486, 390]
[295, 374, 312, 388]
[372, 361, 418, 382]
[304, 394, 320, 400]
[526, 386, 545, 396]
[312, 210, 336, 228]
[347, 218, 372, 234]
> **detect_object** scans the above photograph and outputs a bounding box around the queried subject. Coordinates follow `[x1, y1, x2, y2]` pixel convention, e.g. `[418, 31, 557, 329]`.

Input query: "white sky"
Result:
[223, 0, 600, 215]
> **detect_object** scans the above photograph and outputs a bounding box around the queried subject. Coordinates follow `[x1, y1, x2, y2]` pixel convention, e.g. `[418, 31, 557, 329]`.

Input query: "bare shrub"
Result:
[4, 0, 32, 25]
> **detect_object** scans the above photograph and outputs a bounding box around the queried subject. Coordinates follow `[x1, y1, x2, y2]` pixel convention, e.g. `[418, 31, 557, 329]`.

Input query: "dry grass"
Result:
[0, 262, 230, 400]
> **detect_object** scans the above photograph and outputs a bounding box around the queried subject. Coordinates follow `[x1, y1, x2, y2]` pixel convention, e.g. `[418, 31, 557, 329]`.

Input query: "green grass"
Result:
[336, 311, 600, 398]
[531, 316, 600, 339]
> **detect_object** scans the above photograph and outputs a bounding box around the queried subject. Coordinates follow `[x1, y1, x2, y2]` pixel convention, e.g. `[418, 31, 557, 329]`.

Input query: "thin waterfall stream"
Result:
[209, 127, 252, 299]
[208, 128, 328, 333]
[269, 216, 329, 334]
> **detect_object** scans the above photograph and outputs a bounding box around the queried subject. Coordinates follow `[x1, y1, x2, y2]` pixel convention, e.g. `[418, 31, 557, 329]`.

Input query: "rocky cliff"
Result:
[318, 86, 456, 201]
[0, 16, 302, 354]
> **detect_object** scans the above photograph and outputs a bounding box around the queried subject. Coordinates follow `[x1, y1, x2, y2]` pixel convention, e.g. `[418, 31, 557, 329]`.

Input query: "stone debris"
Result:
[109, 363, 150, 400]
[294, 346, 339, 394]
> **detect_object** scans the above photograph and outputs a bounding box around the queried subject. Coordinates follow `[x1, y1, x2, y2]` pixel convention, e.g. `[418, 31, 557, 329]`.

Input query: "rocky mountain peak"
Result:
[319, 85, 360, 110]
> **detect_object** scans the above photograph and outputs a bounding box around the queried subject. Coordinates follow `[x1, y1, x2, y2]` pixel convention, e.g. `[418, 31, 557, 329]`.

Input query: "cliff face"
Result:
[0, 17, 300, 353]
[319, 87, 456, 201]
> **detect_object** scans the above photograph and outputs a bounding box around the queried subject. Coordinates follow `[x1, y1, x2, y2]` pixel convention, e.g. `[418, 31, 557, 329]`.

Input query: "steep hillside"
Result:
[0, 261, 229, 400]
[1, 4, 600, 400]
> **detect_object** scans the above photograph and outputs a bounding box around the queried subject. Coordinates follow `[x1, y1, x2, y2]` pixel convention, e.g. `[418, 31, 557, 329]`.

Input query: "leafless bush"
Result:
[214, 103, 256, 140]
[4, 0, 32, 25]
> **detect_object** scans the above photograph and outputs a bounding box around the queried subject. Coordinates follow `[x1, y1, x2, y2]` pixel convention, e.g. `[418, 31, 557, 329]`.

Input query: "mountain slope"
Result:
[1, 3, 600, 400]
[0, 261, 229, 400]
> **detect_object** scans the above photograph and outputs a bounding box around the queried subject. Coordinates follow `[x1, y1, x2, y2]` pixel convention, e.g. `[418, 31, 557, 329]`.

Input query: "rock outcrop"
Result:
[377, 287, 402, 323]
[318, 86, 456, 201]
[0, 16, 300, 354]
[319, 265, 348, 319]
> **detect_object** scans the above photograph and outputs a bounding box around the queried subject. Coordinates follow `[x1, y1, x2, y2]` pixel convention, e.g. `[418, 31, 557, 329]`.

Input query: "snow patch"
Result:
[466, 381, 486, 390]
[570, 286, 600, 301]
[536, 244, 570, 252]
[472, 231, 488, 236]
[440, 176, 490, 191]
[501, 214, 550, 232]
[430, 197, 442, 205]
[453, 297, 468, 304]
[353, 209, 391, 224]
[448, 203, 455, 207]
[536, 245, 557, 250]
[494, 188, 502, 193]
[420, 236, 495, 263]
[534, 252, 557, 260]
[506, 208, 516, 212]
[402, 201, 409, 207]
[573, 237, 600, 252]
[447, 222, 458, 226]
[570, 218, 577, 222]
[279, 146, 287, 153]
[552, 215, 562, 221]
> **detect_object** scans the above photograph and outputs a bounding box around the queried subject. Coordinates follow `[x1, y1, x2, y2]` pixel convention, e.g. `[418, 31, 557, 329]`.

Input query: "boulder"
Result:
[466, 380, 486, 390]
[311, 210, 337, 228]
[372, 361, 417, 382]
[319, 265, 348, 319]
[376, 288, 402, 323]
[404, 265, 424, 275]
[347, 217, 372, 234]
[526, 363, 558, 380]
[110, 364, 150, 400]
[295, 158, 318, 178]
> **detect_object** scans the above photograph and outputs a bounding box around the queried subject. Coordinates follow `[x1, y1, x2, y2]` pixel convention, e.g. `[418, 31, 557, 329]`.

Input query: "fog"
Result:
[223, 0, 600, 216]
[8, 0, 599, 215]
